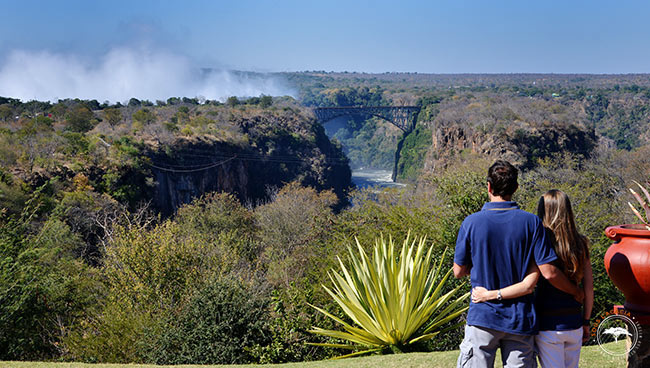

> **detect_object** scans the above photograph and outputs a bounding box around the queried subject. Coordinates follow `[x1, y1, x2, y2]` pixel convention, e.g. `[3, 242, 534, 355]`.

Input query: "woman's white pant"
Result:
[535, 328, 583, 368]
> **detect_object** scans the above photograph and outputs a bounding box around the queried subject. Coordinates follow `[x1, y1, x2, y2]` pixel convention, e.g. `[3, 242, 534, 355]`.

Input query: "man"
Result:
[454, 160, 582, 368]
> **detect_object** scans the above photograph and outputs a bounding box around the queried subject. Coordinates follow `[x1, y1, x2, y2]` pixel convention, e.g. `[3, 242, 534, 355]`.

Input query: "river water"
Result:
[351, 168, 406, 189]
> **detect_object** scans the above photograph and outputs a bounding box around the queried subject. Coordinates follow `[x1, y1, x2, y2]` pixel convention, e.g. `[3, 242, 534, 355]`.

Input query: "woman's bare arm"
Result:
[472, 262, 540, 303]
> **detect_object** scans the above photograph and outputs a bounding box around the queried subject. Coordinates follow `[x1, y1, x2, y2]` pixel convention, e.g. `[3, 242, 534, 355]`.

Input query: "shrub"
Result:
[64, 302, 153, 363]
[174, 192, 258, 265]
[255, 182, 338, 287]
[61, 132, 90, 155]
[103, 108, 122, 126]
[0, 215, 100, 360]
[65, 193, 257, 363]
[132, 108, 156, 125]
[249, 284, 341, 364]
[146, 277, 271, 365]
[65, 106, 95, 132]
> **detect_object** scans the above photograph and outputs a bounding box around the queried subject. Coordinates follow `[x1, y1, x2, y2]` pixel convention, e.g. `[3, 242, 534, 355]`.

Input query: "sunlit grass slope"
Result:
[0, 343, 625, 368]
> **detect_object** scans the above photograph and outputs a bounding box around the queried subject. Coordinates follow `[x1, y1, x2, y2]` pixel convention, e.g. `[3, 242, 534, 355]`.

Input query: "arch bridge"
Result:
[313, 106, 421, 133]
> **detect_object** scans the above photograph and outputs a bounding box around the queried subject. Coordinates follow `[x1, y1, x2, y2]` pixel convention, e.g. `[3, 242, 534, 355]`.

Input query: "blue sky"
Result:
[1, 0, 649, 73]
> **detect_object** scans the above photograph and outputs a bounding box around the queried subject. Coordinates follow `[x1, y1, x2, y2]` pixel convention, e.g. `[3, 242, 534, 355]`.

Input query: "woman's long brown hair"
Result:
[537, 190, 590, 283]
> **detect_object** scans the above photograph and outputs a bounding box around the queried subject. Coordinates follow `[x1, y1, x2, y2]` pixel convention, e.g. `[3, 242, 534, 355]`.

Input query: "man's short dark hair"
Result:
[487, 160, 518, 197]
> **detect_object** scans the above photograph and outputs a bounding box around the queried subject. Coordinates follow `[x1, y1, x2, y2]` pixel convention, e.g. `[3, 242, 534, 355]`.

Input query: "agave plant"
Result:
[308, 233, 469, 358]
[628, 180, 650, 230]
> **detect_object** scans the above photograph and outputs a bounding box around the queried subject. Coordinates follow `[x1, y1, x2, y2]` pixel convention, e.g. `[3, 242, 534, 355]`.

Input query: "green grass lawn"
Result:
[0, 344, 626, 368]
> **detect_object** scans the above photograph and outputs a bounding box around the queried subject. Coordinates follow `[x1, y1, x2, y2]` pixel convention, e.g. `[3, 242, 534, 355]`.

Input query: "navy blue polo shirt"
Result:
[454, 201, 557, 335]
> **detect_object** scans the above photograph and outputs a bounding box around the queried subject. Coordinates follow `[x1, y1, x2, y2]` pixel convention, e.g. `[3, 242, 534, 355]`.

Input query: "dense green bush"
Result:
[0, 171, 28, 216]
[146, 277, 271, 365]
[64, 302, 153, 363]
[0, 213, 99, 360]
[250, 284, 341, 364]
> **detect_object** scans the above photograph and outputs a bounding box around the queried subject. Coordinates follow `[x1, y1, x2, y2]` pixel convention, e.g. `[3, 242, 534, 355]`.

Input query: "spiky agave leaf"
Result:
[628, 201, 648, 226]
[308, 232, 468, 357]
[631, 181, 650, 223]
[633, 180, 650, 203]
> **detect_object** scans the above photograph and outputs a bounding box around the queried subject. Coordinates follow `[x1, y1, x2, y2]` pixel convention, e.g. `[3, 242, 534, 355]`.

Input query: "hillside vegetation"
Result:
[0, 96, 350, 213]
[291, 73, 650, 179]
[1, 73, 650, 365]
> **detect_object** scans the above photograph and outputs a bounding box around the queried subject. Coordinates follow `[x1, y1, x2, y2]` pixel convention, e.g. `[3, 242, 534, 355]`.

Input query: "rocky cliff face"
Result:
[411, 95, 599, 174]
[148, 127, 351, 216]
[420, 122, 597, 173]
[150, 142, 251, 215]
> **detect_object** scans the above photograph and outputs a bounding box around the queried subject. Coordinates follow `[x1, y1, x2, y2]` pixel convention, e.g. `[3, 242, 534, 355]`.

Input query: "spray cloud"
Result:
[0, 48, 294, 103]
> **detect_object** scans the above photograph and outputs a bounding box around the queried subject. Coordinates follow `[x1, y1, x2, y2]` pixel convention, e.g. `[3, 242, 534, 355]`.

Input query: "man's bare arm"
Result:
[453, 262, 471, 279]
[538, 262, 583, 303]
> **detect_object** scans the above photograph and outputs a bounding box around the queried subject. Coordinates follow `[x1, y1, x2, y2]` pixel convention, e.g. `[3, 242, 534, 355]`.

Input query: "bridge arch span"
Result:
[313, 106, 420, 133]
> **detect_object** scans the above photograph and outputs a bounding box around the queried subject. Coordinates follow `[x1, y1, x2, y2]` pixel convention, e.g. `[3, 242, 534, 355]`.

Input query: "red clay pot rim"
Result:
[605, 224, 650, 240]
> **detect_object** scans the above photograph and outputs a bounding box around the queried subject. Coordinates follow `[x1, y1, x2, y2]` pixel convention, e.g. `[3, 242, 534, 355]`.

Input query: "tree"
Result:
[127, 98, 141, 107]
[85, 99, 100, 111]
[226, 96, 240, 107]
[167, 97, 181, 105]
[103, 108, 123, 126]
[65, 106, 95, 133]
[260, 95, 273, 108]
[0, 208, 99, 360]
[255, 183, 337, 287]
[132, 108, 156, 125]
[17, 118, 56, 172]
[0, 104, 12, 122]
[50, 102, 67, 119]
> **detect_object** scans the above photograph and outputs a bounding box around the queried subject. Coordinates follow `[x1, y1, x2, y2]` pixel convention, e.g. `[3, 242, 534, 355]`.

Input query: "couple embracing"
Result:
[454, 160, 594, 368]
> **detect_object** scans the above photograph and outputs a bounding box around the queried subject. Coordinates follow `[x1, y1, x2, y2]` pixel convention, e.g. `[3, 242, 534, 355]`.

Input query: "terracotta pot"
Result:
[604, 224, 650, 313]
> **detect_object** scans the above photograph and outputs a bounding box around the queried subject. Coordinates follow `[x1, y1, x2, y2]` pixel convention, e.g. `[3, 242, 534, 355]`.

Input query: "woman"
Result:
[472, 190, 594, 368]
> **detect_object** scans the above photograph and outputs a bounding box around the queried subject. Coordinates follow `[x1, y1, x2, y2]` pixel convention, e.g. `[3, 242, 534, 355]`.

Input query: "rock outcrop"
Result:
[148, 128, 351, 215]
[420, 122, 596, 173]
